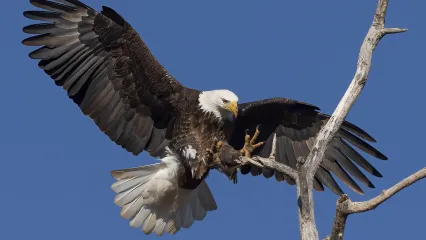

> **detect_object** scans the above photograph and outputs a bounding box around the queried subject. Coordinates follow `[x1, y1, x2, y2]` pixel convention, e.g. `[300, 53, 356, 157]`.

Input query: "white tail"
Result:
[111, 154, 217, 236]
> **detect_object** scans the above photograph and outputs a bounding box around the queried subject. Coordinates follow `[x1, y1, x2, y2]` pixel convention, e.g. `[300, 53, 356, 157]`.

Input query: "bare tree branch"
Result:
[236, 1, 407, 239]
[239, 156, 299, 180]
[347, 168, 426, 214]
[328, 168, 426, 240]
[294, 0, 406, 239]
[237, 134, 299, 180]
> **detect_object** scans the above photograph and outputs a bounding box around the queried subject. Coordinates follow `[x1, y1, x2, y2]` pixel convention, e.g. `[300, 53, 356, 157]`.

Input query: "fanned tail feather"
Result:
[111, 160, 217, 236]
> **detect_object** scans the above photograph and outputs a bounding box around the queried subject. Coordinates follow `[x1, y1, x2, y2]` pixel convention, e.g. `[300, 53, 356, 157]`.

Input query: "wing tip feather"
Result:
[367, 181, 376, 189]
[372, 169, 383, 178]
[353, 187, 365, 195]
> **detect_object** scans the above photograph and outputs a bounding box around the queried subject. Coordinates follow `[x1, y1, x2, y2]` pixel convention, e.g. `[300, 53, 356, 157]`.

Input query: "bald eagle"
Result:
[22, 0, 387, 236]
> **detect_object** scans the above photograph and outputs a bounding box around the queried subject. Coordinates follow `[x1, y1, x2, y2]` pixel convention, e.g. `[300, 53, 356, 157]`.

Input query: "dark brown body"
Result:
[170, 88, 237, 189]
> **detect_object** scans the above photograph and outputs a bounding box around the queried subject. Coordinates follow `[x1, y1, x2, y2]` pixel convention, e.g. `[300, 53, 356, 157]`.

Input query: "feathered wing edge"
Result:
[22, 0, 181, 157]
[234, 99, 387, 195]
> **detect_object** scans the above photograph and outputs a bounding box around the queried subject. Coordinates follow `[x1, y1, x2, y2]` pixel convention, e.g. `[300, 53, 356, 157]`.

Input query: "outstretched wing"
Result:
[22, 0, 185, 156]
[228, 98, 387, 195]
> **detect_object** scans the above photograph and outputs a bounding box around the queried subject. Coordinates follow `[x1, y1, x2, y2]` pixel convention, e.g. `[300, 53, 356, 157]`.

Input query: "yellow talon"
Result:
[252, 142, 264, 148]
[240, 126, 264, 158]
[216, 141, 223, 152]
[250, 126, 260, 145]
[209, 140, 223, 166]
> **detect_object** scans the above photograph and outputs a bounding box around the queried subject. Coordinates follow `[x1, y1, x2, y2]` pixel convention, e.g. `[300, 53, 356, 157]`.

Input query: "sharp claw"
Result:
[245, 135, 250, 144]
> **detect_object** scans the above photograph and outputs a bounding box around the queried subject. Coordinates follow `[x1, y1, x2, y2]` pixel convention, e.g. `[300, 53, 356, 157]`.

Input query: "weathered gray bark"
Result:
[296, 0, 406, 239]
[328, 168, 426, 240]
[238, 0, 411, 239]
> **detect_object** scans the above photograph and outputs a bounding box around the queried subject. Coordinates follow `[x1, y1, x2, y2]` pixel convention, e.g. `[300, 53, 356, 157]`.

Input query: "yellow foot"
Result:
[213, 140, 223, 165]
[216, 141, 223, 153]
[240, 125, 264, 158]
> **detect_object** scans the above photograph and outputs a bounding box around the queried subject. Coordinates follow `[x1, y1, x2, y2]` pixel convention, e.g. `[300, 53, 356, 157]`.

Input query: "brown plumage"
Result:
[22, 0, 388, 235]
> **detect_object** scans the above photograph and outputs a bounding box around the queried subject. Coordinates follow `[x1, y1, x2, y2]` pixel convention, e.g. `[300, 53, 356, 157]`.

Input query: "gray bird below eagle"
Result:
[22, 0, 388, 236]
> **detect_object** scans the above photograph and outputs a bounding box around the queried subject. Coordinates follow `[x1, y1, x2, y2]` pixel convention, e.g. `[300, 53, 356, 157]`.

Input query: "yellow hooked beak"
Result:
[225, 101, 238, 117]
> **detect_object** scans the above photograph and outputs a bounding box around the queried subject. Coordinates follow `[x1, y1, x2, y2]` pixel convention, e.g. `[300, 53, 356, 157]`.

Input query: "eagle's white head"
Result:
[198, 89, 239, 121]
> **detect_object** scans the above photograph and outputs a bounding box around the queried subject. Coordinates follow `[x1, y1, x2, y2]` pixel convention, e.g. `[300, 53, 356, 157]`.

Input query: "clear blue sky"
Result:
[1, 1, 424, 239]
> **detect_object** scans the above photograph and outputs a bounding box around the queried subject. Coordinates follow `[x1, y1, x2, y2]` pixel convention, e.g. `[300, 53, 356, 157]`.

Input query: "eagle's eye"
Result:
[221, 98, 229, 104]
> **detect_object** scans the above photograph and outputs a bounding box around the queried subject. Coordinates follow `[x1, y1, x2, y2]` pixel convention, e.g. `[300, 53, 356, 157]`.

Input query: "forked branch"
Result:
[328, 168, 426, 240]
[296, 0, 406, 238]
[238, 0, 407, 239]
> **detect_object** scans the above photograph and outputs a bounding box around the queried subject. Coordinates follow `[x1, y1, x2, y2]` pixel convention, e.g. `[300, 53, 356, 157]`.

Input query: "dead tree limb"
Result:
[328, 168, 426, 240]
[239, 0, 407, 239]
[300, 0, 406, 180]
[295, 0, 406, 239]
[237, 134, 299, 180]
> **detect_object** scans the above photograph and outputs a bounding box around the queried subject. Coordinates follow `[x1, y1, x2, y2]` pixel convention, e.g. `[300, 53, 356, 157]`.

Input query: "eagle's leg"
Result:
[240, 125, 264, 158]
[213, 141, 223, 165]
[207, 139, 224, 166]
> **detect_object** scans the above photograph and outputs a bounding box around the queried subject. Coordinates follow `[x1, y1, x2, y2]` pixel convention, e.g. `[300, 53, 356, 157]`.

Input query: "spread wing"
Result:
[22, 0, 185, 157]
[228, 98, 387, 195]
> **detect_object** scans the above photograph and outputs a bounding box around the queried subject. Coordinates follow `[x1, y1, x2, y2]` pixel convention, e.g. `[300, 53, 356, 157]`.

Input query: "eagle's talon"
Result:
[244, 129, 251, 144]
[216, 141, 223, 152]
[240, 127, 264, 158]
[250, 125, 261, 145]
[209, 140, 223, 167]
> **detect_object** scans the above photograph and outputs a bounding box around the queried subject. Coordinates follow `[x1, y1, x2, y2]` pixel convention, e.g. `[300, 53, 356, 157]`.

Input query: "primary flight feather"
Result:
[22, 0, 388, 236]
